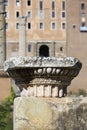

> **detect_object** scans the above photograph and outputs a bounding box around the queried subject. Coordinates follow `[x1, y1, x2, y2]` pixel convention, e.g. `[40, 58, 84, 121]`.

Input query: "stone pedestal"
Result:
[14, 97, 87, 130]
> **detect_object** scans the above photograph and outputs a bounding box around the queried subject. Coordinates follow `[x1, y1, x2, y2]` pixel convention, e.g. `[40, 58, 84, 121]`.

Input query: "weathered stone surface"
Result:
[4, 57, 82, 97]
[4, 57, 81, 69]
[14, 97, 52, 130]
[14, 97, 87, 130]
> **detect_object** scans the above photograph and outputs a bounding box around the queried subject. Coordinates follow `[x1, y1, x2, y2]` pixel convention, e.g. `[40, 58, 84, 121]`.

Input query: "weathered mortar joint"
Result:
[4, 56, 82, 98]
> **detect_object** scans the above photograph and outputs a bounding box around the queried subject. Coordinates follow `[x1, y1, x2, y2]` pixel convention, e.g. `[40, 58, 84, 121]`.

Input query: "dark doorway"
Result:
[39, 45, 49, 57]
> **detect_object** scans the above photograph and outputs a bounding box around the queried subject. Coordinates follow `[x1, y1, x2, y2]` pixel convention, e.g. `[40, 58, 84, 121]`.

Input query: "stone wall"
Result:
[67, 0, 87, 91]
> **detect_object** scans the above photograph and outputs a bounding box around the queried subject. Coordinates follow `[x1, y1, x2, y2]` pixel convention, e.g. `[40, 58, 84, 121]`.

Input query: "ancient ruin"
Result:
[4, 56, 82, 98]
[4, 57, 87, 130]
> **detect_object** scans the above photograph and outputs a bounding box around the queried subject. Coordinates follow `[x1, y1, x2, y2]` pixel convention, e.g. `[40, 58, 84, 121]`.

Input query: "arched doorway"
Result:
[39, 45, 49, 57]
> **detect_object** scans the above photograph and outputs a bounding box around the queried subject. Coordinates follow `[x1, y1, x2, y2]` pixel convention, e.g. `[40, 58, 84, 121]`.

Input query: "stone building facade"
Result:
[5, 0, 66, 58]
[67, 0, 87, 91]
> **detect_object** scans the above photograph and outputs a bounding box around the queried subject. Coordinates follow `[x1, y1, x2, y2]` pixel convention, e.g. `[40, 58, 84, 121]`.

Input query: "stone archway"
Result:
[39, 45, 49, 57]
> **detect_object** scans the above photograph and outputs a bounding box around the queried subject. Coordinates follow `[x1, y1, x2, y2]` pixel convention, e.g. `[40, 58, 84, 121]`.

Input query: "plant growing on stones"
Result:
[0, 87, 15, 130]
[68, 89, 87, 97]
[77, 89, 87, 97]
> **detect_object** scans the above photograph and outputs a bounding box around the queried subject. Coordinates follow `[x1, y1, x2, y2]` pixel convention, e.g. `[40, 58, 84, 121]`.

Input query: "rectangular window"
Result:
[39, 1, 44, 18]
[62, 11, 66, 18]
[80, 22, 87, 32]
[4, 0, 9, 6]
[62, 22, 66, 29]
[16, 0, 20, 6]
[39, 1, 43, 10]
[5, 12, 9, 18]
[62, 1, 65, 10]
[39, 10, 44, 19]
[81, 12, 85, 17]
[27, 0, 31, 6]
[16, 23, 19, 29]
[51, 22, 56, 30]
[52, 1, 55, 10]
[81, 13, 85, 23]
[81, 3, 85, 10]
[39, 22, 44, 29]
[27, 11, 32, 18]
[16, 11, 20, 18]
[28, 44, 32, 52]
[5, 23, 8, 29]
[52, 11, 55, 18]
[60, 47, 63, 52]
[28, 23, 31, 29]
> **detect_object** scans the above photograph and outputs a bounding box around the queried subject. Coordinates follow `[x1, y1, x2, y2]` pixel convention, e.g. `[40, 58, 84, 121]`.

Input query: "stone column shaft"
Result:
[19, 17, 27, 56]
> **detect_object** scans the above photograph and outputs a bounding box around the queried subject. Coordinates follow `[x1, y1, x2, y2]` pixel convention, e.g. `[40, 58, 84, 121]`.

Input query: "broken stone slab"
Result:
[4, 57, 82, 97]
[14, 97, 87, 130]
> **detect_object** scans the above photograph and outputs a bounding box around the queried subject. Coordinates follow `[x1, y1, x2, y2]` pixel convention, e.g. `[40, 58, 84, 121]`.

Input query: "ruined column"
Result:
[4, 57, 82, 97]
[4, 57, 83, 130]
[0, 0, 6, 69]
[19, 16, 27, 56]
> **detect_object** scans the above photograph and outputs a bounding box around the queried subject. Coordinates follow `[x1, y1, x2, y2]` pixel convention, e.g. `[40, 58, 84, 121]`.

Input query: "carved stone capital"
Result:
[4, 57, 82, 97]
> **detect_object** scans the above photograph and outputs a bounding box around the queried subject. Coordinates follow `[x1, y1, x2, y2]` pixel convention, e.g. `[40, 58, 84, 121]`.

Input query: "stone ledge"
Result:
[4, 57, 81, 71]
